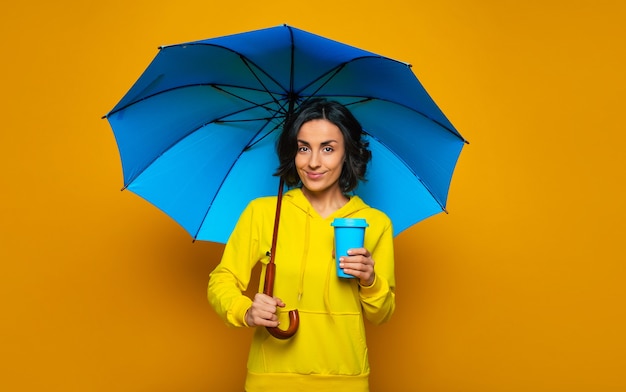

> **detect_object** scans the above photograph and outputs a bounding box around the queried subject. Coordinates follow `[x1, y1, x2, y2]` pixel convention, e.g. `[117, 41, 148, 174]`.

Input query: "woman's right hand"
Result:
[245, 293, 285, 327]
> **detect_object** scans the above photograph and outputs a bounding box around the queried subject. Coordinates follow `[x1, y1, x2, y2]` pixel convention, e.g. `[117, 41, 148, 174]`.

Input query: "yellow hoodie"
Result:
[208, 188, 395, 391]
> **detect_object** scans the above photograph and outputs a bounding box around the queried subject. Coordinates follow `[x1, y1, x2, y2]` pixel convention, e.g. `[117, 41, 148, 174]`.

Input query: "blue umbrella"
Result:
[104, 24, 467, 244]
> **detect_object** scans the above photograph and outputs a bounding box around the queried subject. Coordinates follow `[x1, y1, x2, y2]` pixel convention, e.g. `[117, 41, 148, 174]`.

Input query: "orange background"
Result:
[2, 0, 625, 391]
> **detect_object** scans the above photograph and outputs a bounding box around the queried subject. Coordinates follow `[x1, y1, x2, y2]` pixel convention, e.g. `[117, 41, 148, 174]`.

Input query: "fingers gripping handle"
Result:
[267, 309, 300, 339]
[263, 263, 300, 339]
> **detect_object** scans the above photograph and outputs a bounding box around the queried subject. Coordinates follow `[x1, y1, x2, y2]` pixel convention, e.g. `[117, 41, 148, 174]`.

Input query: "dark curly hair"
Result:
[275, 98, 371, 193]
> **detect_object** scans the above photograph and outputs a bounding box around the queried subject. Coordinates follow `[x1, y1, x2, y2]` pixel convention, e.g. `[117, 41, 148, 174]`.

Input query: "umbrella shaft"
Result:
[263, 263, 276, 297]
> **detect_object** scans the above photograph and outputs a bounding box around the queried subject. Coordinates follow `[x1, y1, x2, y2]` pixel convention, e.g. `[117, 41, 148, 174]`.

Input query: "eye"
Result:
[323, 146, 334, 153]
[298, 145, 309, 153]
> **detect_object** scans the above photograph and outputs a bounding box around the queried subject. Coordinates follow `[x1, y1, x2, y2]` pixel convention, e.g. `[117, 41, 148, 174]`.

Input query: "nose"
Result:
[308, 150, 321, 169]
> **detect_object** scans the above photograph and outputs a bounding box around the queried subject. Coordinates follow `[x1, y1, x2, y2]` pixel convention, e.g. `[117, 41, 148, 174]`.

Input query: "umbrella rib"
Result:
[361, 129, 449, 212]
[119, 96, 284, 188]
[191, 116, 285, 240]
[286, 26, 297, 120]
[301, 91, 466, 143]
[290, 54, 466, 143]
[210, 84, 288, 120]
[103, 40, 292, 120]
[165, 40, 292, 109]
[244, 103, 288, 150]
[105, 82, 285, 118]
[237, 56, 287, 115]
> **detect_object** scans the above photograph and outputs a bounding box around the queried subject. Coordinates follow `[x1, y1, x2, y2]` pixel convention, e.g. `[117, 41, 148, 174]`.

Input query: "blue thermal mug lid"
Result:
[331, 218, 369, 228]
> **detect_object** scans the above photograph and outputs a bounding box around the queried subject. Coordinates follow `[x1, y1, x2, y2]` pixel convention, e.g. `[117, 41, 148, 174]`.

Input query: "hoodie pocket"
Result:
[255, 311, 369, 376]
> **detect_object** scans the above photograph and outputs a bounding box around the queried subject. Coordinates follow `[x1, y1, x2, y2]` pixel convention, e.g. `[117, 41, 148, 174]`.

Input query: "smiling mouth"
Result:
[306, 171, 325, 180]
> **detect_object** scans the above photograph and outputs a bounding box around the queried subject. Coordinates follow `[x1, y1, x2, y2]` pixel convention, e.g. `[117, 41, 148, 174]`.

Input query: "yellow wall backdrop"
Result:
[2, 0, 625, 391]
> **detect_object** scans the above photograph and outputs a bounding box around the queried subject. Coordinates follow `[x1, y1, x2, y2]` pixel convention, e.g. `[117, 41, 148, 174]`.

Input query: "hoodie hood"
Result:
[282, 187, 371, 219]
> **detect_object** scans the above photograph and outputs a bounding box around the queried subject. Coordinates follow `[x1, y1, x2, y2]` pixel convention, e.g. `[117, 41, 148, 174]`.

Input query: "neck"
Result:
[301, 187, 349, 218]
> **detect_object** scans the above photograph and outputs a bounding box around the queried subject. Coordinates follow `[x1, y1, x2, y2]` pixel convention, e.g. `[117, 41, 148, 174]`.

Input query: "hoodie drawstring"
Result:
[297, 207, 311, 302]
[297, 208, 335, 320]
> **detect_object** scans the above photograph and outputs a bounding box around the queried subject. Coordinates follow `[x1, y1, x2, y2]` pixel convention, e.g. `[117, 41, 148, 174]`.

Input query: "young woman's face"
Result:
[295, 119, 346, 195]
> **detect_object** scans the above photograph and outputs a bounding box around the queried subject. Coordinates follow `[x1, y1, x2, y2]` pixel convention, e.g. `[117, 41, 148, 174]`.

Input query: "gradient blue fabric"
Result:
[105, 24, 466, 243]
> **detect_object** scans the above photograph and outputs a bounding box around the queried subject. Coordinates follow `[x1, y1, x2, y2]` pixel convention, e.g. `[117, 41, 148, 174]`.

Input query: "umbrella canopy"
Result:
[104, 24, 467, 244]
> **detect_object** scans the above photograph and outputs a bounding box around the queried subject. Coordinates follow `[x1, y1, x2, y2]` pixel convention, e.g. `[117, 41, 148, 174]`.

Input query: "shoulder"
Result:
[242, 196, 278, 218]
[363, 207, 393, 229]
[350, 196, 393, 231]
[232, 196, 278, 234]
[248, 195, 277, 208]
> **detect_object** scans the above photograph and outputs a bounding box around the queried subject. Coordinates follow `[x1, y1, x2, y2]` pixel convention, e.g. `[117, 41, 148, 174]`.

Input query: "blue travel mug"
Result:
[331, 218, 369, 278]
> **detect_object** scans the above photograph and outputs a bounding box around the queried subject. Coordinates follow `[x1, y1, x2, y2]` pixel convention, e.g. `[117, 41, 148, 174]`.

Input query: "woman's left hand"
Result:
[339, 248, 375, 286]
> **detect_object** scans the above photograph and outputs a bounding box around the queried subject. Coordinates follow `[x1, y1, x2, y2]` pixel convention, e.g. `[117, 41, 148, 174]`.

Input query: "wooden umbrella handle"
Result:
[262, 180, 299, 339]
[267, 309, 300, 339]
[263, 263, 300, 339]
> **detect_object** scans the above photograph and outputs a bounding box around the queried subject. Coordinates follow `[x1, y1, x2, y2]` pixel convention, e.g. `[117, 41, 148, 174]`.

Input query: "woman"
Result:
[208, 99, 395, 391]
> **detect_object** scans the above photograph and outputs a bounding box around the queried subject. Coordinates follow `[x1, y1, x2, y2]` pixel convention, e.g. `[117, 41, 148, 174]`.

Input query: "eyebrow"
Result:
[297, 139, 338, 145]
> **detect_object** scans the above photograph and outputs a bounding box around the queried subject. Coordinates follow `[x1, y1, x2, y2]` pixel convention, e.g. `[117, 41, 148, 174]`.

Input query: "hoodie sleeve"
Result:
[359, 216, 396, 325]
[207, 202, 262, 328]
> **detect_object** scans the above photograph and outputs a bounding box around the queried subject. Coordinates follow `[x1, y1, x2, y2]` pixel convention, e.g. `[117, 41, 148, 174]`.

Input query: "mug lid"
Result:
[331, 218, 369, 228]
